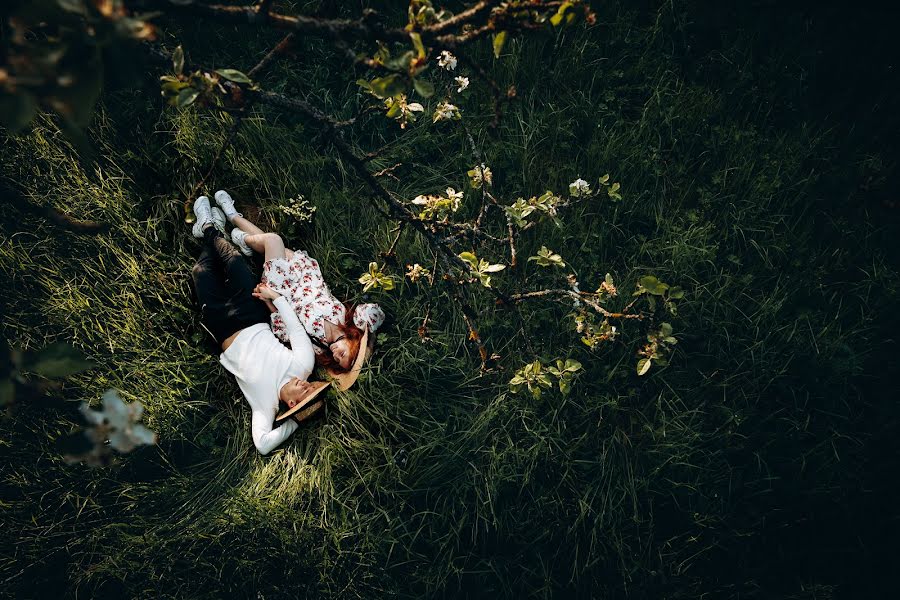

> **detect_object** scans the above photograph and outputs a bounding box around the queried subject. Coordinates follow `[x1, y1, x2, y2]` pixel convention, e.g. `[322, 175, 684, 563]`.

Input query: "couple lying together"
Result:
[189, 191, 384, 455]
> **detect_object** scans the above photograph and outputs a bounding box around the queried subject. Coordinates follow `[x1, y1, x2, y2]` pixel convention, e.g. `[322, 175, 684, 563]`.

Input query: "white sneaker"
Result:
[211, 207, 227, 233]
[214, 189, 242, 222]
[191, 195, 213, 238]
[231, 228, 253, 256]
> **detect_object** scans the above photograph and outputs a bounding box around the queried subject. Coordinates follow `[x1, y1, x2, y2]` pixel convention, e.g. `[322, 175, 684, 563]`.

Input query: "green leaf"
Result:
[458, 252, 477, 266]
[386, 50, 415, 72]
[176, 87, 200, 108]
[564, 359, 582, 372]
[413, 77, 435, 98]
[368, 74, 407, 99]
[385, 100, 402, 118]
[637, 358, 652, 376]
[409, 32, 426, 59]
[482, 263, 506, 273]
[25, 343, 95, 378]
[492, 31, 508, 58]
[668, 286, 685, 299]
[214, 69, 252, 84]
[172, 45, 184, 76]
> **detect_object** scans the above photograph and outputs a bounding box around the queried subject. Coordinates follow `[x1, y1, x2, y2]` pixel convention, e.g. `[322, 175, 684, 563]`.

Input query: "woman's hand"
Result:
[252, 283, 281, 302]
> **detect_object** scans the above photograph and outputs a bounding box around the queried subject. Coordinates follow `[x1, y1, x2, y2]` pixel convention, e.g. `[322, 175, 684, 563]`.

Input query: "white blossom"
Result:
[437, 50, 458, 71]
[385, 94, 425, 129]
[433, 101, 461, 123]
[454, 76, 470, 93]
[568, 178, 592, 197]
[406, 263, 430, 283]
[445, 187, 464, 211]
[79, 390, 157, 453]
[468, 164, 493, 188]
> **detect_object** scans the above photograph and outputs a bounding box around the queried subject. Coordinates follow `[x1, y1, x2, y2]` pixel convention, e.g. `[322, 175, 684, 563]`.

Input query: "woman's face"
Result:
[330, 338, 353, 370]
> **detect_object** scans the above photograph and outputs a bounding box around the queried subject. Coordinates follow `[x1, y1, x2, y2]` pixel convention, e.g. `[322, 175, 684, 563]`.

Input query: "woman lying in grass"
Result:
[189, 196, 317, 455]
[212, 190, 384, 387]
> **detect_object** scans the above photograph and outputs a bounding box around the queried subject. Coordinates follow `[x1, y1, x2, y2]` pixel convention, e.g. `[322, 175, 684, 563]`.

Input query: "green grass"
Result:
[2, 1, 899, 598]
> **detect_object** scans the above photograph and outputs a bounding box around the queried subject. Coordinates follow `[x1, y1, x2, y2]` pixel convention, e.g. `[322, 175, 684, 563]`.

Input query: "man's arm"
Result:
[272, 296, 315, 378]
[251, 408, 298, 455]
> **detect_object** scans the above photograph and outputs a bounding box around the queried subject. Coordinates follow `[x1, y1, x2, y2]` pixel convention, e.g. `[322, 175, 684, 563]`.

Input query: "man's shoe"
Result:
[191, 195, 214, 238]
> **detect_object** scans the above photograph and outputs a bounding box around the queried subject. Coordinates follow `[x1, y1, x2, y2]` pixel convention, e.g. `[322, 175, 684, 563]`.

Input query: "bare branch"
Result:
[132, 1, 409, 44]
[510, 289, 643, 320]
[423, 1, 497, 34]
[247, 33, 296, 80]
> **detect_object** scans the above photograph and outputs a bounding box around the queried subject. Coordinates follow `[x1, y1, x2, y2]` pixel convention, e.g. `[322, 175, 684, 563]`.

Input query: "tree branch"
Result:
[510, 289, 643, 320]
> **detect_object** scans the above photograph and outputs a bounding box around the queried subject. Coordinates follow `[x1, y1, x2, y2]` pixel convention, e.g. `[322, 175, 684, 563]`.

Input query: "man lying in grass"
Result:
[189, 195, 316, 455]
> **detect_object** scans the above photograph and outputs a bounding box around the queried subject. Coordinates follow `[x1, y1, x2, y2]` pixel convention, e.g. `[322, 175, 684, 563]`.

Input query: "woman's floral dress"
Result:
[262, 250, 384, 352]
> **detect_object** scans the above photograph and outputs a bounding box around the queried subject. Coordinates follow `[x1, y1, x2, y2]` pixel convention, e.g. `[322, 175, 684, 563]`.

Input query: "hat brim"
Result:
[275, 380, 331, 421]
[291, 399, 324, 423]
[325, 325, 371, 391]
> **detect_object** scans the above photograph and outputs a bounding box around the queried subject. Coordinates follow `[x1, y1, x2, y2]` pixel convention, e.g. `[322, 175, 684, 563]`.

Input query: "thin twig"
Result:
[247, 33, 296, 79]
[450, 284, 490, 369]
[385, 223, 405, 257]
[372, 163, 402, 180]
[510, 289, 643, 320]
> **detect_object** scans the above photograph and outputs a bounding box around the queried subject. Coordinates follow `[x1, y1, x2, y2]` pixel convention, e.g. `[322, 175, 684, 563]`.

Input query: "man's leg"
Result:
[191, 238, 234, 345]
[191, 242, 228, 307]
[204, 225, 259, 297]
[202, 226, 269, 328]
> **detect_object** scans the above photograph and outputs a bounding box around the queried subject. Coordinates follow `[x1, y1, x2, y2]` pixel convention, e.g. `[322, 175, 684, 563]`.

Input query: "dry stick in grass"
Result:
[450, 284, 490, 368]
[385, 223, 406, 258]
[372, 162, 403, 181]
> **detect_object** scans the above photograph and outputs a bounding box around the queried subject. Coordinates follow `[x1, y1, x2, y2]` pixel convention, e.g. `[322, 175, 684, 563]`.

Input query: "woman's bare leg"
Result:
[244, 232, 287, 261]
[232, 213, 292, 259]
[231, 214, 266, 236]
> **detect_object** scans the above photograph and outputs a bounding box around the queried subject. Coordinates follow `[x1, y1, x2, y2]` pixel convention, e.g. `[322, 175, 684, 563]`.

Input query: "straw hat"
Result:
[325, 325, 372, 391]
[275, 380, 331, 421]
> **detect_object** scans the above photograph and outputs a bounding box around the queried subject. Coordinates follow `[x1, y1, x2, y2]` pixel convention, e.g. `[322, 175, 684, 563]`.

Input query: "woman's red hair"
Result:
[315, 314, 364, 374]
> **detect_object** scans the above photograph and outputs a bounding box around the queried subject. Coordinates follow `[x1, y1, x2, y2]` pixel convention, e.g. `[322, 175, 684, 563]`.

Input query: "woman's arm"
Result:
[255, 284, 315, 377]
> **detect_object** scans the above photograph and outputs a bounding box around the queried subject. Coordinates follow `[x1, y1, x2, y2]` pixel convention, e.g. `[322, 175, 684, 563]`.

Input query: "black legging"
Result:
[191, 226, 269, 346]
